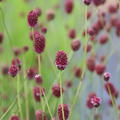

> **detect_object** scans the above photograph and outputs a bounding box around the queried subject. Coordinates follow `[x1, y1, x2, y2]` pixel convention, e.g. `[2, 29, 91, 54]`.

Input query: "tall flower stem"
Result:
[17, 74, 23, 120]
[69, 6, 88, 119]
[43, 93, 53, 119]
[59, 71, 65, 120]
[107, 85, 118, 119]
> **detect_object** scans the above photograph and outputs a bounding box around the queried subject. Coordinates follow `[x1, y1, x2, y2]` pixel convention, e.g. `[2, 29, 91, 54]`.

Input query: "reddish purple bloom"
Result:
[65, 80, 73, 88]
[83, 0, 92, 5]
[10, 115, 20, 120]
[27, 68, 36, 80]
[64, 0, 74, 14]
[104, 72, 111, 81]
[86, 93, 96, 109]
[35, 110, 47, 120]
[22, 45, 29, 52]
[108, 4, 119, 14]
[33, 86, 41, 102]
[104, 82, 118, 98]
[35, 74, 43, 84]
[58, 104, 70, 120]
[68, 29, 76, 39]
[90, 96, 102, 107]
[87, 28, 95, 36]
[52, 83, 64, 98]
[46, 9, 55, 21]
[34, 8, 42, 17]
[93, 0, 106, 6]
[87, 56, 96, 72]
[11, 58, 22, 71]
[34, 31, 46, 54]
[1, 65, 9, 75]
[41, 27, 47, 34]
[95, 64, 106, 75]
[71, 39, 81, 51]
[8, 65, 18, 77]
[55, 50, 68, 70]
[73, 66, 82, 78]
[27, 10, 38, 27]
[99, 34, 109, 45]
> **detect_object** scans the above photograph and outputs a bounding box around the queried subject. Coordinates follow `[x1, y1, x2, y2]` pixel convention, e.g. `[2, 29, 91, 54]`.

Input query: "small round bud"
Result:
[104, 72, 111, 81]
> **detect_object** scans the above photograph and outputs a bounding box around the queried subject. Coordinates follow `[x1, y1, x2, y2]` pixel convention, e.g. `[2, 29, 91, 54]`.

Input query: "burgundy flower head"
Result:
[12, 58, 22, 71]
[65, 80, 73, 88]
[87, 11, 92, 19]
[41, 27, 47, 34]
[35, 110, 47, 120]
[71, 39, 81, 51]
[104, 82, 118, 98]
[27, 10, 38, 27]
[86, 92, 96, 109]
[99, 34, 109, 45]
[58, 104, 70, 120]
[95, 64, 106, 75]
[1, 65, 9, 75]
[93, 0, 106, 6]
[85, 43, 92, 53]
[68, 29, 76, 39]
[83, 0, 92, 5]
[55, 50, 68, 70]
[34, 8, 42, 17]
[8, 65, 18, 77]
[90, 96, 102, 107]
[33, 86, 41, 102]
[104, 72, 111, 81]
[10, 115, 20, 120]
[46, 9, 55, 21]
[34, 31, 46, 54]
[108, 4, 119, 14]
[13, 47, 21, 56]
[87, 56, 96, 72]
[0, 32, 4, 44]
[27, 68, 36, 80]
[52, 83, 64, 98]
[87, 28, 95, 36]
[22, 45, 29, 52]
[73, 66, 82, 78]
[64, 0, 74, 14]
[34, 74, 43, 84]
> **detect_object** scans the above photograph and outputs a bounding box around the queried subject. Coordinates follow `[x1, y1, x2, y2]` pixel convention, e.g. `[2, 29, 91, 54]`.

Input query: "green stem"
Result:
[43, 93, 53, 119]
[17, 74, 23, 120]
[59, 71, 65, 120]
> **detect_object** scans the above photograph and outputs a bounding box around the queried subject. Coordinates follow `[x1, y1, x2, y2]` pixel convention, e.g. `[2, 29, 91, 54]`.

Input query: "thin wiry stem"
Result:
[0, 98, 16, 120]
[22, 56, 30, 120]
[107, 85, 118, 119]
[69, 6, 88, 119]
[59, 71, 65, 120]
[17, 74, 24, 120]
[43, 93, 53, 119]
